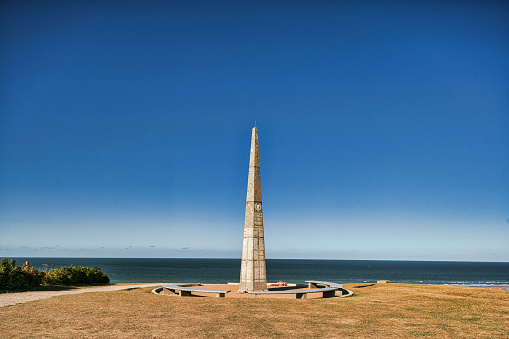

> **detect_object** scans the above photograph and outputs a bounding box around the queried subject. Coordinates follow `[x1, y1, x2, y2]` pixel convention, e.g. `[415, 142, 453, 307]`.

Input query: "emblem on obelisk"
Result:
[239, 127, 267, 292]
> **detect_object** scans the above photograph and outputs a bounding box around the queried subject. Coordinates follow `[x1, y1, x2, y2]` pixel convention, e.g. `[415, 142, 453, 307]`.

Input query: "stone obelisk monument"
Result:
[239, 127, 267, 292]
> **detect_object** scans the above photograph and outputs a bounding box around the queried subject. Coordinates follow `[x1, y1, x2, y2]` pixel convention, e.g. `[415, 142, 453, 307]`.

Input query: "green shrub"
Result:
[0, 258, 110, 290]
[43, 265, 109, 285]
[0, 258, 46, 290]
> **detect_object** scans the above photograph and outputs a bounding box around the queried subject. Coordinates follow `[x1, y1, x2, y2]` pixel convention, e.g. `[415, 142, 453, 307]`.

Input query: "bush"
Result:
[43, 265, 110, 285]
[0, 258, 110, 290]
[0, 258, 46, 290]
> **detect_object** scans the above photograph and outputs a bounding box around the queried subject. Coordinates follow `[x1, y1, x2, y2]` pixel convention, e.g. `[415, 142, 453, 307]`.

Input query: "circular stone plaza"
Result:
[154, 128, 353, 299]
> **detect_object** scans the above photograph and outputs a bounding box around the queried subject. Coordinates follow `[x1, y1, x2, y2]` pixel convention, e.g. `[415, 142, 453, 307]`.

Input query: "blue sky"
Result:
[1, 0, 508, 261]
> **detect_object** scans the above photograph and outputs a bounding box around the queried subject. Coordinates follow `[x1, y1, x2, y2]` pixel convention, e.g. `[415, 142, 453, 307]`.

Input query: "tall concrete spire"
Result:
[239, 127, 267, 292]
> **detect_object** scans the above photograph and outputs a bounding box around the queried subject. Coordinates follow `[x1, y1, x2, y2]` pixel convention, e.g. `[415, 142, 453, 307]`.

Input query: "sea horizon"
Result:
[7, 256, 509, 263]
[8, 257, 509, 287]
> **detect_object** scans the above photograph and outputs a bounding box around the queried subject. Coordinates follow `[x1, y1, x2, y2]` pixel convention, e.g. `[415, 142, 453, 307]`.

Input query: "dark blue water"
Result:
[11, 258, 509, 287]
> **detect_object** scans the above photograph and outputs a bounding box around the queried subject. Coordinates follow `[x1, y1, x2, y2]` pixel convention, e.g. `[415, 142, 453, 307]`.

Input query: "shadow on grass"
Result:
[353, 284, 376, 288]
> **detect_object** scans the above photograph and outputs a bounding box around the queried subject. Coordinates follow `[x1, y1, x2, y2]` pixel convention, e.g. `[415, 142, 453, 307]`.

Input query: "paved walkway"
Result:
[0, 283, 162, 307]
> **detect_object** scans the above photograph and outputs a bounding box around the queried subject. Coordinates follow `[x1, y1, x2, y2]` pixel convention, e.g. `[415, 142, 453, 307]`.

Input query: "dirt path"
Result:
[0, 283, 162, 307]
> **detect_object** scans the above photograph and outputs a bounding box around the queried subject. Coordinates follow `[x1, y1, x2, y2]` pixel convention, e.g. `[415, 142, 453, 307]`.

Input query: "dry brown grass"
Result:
[1, 283, 508, 338]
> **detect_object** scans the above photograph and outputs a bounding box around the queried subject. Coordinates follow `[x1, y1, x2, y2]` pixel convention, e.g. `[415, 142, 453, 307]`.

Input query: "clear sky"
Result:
[1, 0, 508, 261]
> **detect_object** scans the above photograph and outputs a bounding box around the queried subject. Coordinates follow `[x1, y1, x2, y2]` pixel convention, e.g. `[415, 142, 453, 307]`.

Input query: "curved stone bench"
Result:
[305, 280, 348, 296]
[248, 287, 337, 299]
[162, 284, 231, 298]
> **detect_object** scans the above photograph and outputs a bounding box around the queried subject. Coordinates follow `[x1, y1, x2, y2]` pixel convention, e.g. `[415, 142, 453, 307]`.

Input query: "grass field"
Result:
[1, 283, 507, 338]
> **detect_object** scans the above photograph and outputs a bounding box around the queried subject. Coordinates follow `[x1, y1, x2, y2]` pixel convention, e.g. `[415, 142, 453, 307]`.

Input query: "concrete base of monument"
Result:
[153, 283, 353, 299]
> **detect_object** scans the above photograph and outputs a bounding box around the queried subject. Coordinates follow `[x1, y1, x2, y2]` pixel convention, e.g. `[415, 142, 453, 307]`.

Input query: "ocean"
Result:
[10, 258, 508, 288]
